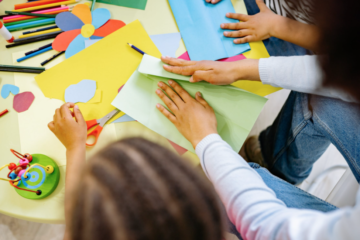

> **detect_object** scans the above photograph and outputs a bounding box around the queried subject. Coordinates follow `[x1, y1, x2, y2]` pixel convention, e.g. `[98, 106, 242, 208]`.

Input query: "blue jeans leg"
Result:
[259, 92, 360, 185]
[243, 0, 311, 56]
[227, 163, 338, 240]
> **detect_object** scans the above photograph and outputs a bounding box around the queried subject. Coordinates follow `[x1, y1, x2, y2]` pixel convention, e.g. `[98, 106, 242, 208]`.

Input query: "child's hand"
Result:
[205, 0, 222, 3]
[156, 81, 218, 149]
[161, 56, 240, 85]
[48, 103, 87, 151]
[221, 0, 280, 44]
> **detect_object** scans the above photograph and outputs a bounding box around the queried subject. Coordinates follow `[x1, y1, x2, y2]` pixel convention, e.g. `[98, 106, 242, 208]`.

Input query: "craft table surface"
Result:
[0, 0, 251, 223]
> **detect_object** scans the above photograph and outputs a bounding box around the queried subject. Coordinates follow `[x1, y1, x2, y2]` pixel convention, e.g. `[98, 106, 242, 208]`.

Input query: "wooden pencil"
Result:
[4, 17, 48, 27]
[5, 11, 57, 18]
[14, 30, 62, 42]
[0, 64, 45, 71]
[25, 43, 53, 55]
[6, 32, 60, 48]
[41, 51, 64, 66]
[15, 0, 80, 12]
[7, 18, 55, 32]
[19, 27, 61, 38]
[15, 0, 67, 10]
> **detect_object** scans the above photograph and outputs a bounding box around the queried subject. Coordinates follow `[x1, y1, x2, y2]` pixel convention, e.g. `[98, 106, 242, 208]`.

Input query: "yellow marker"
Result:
[15, 0, 80, 12]
[18, 28, 61, 39]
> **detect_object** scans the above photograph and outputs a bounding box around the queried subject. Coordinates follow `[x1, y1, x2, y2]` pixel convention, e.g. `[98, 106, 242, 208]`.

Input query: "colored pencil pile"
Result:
[1, 0, 81, 67]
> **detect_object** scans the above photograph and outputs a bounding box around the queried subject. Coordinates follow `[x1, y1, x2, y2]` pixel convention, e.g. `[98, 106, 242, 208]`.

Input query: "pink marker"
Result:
[0, 21, 14, 43]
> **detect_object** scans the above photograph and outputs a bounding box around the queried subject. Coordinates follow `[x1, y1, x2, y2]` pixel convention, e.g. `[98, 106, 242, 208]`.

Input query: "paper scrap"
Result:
[150, 33, 182, 58]
[65, 80, 97, 103]
[90, 0, 148, 10]
[72, 4, 92, 24]
[52, 29, 82, 52]
[112, 56, 268, 153]
[13, 92, 35, 113]
[118, 84, 124, 93]
[93, 20, 126, 37]
[1, 84, 19, 99]
[35, 20, 161, 121]
[85, 39, 100, 48]
[56, 12, 84, 32]
[168, 139, 187, 155]
[112, 114, 136, 123]
[91, 8, 111, 29]
[168, 0, 250, 61]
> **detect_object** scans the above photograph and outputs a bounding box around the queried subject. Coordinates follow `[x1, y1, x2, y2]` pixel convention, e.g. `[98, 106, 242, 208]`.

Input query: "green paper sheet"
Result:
[90, 0, 148, 10]
[112, 56, 267, 153]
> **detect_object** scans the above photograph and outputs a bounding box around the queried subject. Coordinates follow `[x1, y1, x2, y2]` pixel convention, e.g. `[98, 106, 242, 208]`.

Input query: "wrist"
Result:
[269, 14, 285, 38]
[235, 59, 260, 81]
[191, 131, 218, 149]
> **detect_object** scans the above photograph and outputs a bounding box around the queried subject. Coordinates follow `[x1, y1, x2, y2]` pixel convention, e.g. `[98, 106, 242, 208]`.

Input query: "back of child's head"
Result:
[70, 137, 224, 240]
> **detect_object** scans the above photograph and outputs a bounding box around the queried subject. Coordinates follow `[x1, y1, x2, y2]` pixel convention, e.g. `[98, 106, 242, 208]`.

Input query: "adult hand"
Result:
[156, 80, 217, 148]
[161, 56, 241, 85]
[221, 0, 280, 44]
[205, 0, 222, 3]
[48, 103, 87, 151]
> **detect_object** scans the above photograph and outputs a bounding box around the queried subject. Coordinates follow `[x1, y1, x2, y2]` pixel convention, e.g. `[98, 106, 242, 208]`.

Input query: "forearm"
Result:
[64, 146, 86, 240]
[235, 59, 260, 81]
[271, 15, 320, 52]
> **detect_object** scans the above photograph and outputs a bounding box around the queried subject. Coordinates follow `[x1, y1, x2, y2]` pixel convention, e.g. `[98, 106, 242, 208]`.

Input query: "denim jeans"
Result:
[244, 0, 312, 56]
[227, 162, 338, 240]
[260, 92, 360, 185]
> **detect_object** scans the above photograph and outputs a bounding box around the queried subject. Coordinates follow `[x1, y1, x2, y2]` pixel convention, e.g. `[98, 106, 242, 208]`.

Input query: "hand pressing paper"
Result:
[112, 55, 267, 153]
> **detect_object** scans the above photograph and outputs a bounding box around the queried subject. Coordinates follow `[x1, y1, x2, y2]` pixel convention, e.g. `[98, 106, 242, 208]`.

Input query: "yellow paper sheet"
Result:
[88, 89, 102, 103]
[35, 20, 162, 121]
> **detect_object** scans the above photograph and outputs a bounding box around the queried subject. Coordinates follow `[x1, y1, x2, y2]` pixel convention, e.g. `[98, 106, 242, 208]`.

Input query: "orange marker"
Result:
[0, 22, 14, 43]
[0, 109, 9, 117]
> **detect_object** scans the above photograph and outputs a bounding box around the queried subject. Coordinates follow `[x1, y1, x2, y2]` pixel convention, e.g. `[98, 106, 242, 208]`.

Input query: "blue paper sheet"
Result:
[150, 33, 182, 58]
[168, 0, 250, 61]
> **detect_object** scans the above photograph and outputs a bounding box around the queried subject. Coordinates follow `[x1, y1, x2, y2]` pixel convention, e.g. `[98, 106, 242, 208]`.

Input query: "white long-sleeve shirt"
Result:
[259, 55, 358, 103]
[196, 134, 360, 240]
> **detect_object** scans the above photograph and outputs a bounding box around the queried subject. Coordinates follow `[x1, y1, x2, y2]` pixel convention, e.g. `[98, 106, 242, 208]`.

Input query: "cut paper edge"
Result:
[88, 89, 102, 103]
[111, 114, 136, 123]
[118, 84, 124, 93]
[55, 11, 84, 32]
[72, 4, 92, 25]
[91, 8, 111, 29]
[85, 39, 100, 48]
[150, 32, 182, 58]
[93, 19, 126, 37]
[168, 139, 187, 155]
[13, 92, 35, 113]
[52, 29, 81, 51]
[64, 80, 97, 103]
[65, 34, 87, 59]
[1, 84, 20, 99]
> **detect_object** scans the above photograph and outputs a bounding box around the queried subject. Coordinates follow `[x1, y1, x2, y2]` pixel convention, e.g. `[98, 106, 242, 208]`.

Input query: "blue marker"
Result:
[17, 46, 53, 63]
[127, 43, 146, 55]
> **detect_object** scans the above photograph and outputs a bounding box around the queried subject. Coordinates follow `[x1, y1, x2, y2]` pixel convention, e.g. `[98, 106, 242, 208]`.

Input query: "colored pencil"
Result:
[6, 32, 60, 48]
[41, 51, 64, 66]
[4, 6, 69, 22]
[0, 64, 45, 70]
[17, 46, 53, 62]
[14, 30, 62, 42]
[0, 109, 9, 117]
[15, 0, 80, 12]
[0, 67, 44, 74]
[5, 11, 56, 18]
[25, 43, 52, 55]
[91, 0, 96, 11]
[0, 15, 11, 19]
[7, 18, 55, 32]
[15, 0, 68, 10]
[19, 28, 61, 38]
[5, 17, 48, 27]
[127, 43, 146, 55]
[23, 25, 57, 34]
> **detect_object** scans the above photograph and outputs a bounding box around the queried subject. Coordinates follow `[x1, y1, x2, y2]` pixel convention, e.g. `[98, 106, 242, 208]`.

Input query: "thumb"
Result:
[191, 70, 212, 83]
[195, 92, 210, 108]
[256, 0, 268, 11]
[73, 105, 85, 124]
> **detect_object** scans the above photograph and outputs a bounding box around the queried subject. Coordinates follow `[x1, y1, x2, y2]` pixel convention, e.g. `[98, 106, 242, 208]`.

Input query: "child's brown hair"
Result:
[70, 138, 225, 240]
